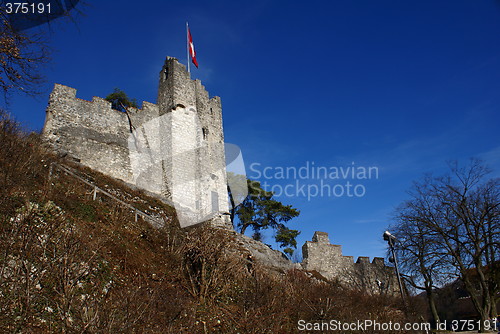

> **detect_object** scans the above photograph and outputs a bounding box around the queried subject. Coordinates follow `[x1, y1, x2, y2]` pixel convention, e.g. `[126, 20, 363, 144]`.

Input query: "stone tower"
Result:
[42, 57, 231, 228]
[155, 57, 229, 227]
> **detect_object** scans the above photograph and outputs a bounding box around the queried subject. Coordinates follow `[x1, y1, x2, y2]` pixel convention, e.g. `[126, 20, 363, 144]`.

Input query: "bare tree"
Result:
[0, 9, 48, 99]
[391, 209, 447, 325]
[0, 1, 84, 101]
[391, 159, 500, 330]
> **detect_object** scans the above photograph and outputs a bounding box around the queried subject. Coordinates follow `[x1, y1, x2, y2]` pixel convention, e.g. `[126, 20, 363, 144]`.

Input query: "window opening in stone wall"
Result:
[202, 127, 208, 140]
[211, 191, 219, 213]
[163, 68, 168, 81]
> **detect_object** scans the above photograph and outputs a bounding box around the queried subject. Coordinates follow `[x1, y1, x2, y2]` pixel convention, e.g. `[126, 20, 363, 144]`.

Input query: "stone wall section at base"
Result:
[302, 231, 400, 295]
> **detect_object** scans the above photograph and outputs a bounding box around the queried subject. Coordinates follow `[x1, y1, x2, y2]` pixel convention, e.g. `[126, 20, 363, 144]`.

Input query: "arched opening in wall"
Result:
[163, 68, 168, 81]
[211, 191, 219, 213]
[202, 127, 208, 140]
[210, 107, 213, 114]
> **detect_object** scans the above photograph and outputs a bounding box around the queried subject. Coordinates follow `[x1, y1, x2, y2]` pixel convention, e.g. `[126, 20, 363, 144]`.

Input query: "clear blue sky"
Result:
[5, 0, 500, 261]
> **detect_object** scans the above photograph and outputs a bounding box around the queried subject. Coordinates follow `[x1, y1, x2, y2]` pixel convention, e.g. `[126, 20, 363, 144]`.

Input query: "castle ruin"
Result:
[301, 232, 399, 295]
[42, 56, 398, 294]
[43, 57, 230, 228]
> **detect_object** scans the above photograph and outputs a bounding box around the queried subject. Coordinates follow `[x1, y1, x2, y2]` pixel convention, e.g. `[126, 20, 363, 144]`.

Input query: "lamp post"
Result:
[383, 230, 405, 305]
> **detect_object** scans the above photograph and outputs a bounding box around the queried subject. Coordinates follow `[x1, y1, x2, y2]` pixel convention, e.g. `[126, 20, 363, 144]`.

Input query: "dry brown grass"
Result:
[0, 111, 424, 333]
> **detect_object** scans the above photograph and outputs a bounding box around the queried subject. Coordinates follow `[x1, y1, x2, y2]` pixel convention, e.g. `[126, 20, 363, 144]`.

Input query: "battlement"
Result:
[356, 256, 370, 264]
[304, 231, 387, 265]
[49, 83, 160, 114]
[301, 231, 398, 295]
[312, 231, 330, 243]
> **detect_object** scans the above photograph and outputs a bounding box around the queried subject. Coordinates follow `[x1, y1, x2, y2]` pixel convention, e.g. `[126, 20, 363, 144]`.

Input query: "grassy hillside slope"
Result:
[0, 111, 422, 333]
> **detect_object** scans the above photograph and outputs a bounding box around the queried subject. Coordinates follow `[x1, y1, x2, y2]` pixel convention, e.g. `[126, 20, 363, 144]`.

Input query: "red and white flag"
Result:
[188, 27, 198, 68]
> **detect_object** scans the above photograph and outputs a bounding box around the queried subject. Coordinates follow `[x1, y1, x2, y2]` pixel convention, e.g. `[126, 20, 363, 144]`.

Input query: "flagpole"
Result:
[186, 21, 190, 73]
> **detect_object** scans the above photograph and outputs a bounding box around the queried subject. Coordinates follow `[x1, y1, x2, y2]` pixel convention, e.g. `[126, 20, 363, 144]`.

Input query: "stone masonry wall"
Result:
[43, 84, 159, 184]
[302, 231, 400, 295]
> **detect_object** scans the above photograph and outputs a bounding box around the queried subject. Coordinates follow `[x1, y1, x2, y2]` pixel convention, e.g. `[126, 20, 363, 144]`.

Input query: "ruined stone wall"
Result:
[302, 231, 400, 295]
[43, 57, 230, 228]
[43, 84, 160, 184]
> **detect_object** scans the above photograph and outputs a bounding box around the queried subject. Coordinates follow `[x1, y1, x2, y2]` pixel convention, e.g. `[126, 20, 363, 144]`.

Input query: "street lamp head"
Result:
[382, 230, 405, 304]
[383, 230, 396, 242]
